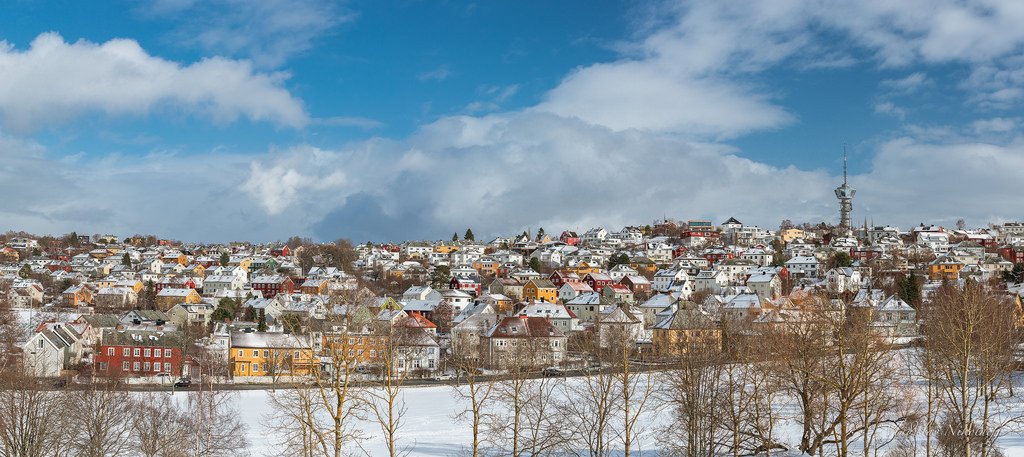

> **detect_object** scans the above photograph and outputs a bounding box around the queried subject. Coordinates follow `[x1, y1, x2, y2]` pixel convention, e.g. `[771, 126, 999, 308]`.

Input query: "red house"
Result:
[94, 329, 186, 378]
[155, 277, 197, 294]
[584, 272, 614, 293]
[449, 276, 482, 296]
[560, 231, 580, 246]
[999, 245, 1024, 264]
[548, 270, 581, 288]
[250, 275, 295, 299]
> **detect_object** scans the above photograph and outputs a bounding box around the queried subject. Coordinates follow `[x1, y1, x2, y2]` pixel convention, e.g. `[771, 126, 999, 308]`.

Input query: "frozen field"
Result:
[165, 378, 1024, 457]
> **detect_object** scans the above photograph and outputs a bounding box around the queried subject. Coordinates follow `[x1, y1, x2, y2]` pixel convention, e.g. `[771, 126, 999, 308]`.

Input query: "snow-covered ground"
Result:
[168, 377, 1024, 457]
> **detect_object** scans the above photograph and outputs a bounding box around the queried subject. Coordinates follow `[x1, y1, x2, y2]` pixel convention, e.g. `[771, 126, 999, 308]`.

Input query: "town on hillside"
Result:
[1, 213, 1023, 385]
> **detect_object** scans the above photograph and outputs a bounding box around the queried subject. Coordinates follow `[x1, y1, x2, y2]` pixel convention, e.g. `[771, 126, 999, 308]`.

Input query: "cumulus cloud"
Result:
[0, 33, 308, 132]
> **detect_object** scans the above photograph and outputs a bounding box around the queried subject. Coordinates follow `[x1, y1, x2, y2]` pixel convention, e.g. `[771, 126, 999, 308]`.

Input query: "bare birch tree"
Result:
[65, 380, 136, 457]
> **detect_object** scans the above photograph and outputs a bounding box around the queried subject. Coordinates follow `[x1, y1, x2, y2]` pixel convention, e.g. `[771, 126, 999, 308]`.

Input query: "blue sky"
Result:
[0, 0, 1022, 242]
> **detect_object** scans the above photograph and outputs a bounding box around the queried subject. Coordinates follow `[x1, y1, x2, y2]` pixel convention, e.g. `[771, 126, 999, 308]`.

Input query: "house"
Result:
[638, 294, 678, 327]
[7, 280, 44, 307]
[694, 270, 728, 294]
[449, 275, 482, 296]
[488, 278, 524, 301]
[451, 303, 499, 362]
[602, 284, 635, 304]
[928, 256, 964, 281]
[558, 281, 593, 302]
[155, 288, 202, 310]
[785, 256, 821, 278]
[62, 284, 94, 307]
[652, 305, 721, 357]
[94, 329, 187, 378]
[22, 323, 83, 377]
[608, 264, 639, 282]
[230, 332, 317, 378]
[653, 268, 689, 293]
[482, 316, 567, 370]
[583, 272, 614, 293]
[250, 275, 295, 299]
[565, 292, 614, 323]
[95, 287, 138, 309]
[517, 301, 579, 333]
[299, 278, 328, 295]
[203, 275, 246, 296]
[619, 275, 651, 296]
[595, 305, 645, 349]
[167, 302, 216, 328]
[548, 270, 581, 288]
[522, 279, 558, 303]
[745, 272, 782, 300]
[825, 267, 862, 294]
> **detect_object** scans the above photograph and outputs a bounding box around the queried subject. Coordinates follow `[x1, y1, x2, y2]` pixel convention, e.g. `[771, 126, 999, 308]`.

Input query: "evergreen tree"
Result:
[898, 272, 921, 307]
[430, 265, 452, 289]
[257, 308, 267, 332]
[528, 257, 542, 273]
[452, 232, 459, 242]
[122, 253, 132, 268]
[536, 227, 545, 241]
[219, 252, 230, 267]
[464, 228, 475, 241]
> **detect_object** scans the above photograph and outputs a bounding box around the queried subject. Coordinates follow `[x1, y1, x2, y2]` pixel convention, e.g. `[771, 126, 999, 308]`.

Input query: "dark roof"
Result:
[485, 316, 565, 339]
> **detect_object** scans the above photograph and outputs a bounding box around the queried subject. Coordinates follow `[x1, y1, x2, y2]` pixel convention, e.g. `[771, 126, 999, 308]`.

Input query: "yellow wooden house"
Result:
[230, 332, 317, 378]
[523, 279, 558, 303]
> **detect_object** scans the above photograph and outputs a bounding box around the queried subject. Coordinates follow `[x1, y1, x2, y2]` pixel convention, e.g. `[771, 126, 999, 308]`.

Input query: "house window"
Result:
[165, 350, 171, 358]
[154, 348, 161, 358]
[263, 350, 269, 358]
[133, 362, 140, 371]
[252, 363, 259, 373]
[238, 349, 244, 358]
[144, 362, 151, 371]
[123, 348, 130, 357]
[144, 348, 151, 358]
[240, 364, 246, 373]
[252, 350, 259, 357]
[134, 348, 141, 357]
[98, 362, 107, 371]
[107, 347, 115, 356]
[122, 361, 129, 371]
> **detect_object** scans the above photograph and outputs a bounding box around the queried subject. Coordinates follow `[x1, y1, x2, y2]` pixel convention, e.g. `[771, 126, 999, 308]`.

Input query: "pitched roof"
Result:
[485, 316, 565, 339]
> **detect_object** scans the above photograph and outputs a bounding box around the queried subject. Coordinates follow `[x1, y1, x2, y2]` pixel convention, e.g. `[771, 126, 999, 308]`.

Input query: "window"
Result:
[238, 349, 243, 358]
[144, 348, 151, 358]
[154, 348, 161, 358]
[122, 361, 129, 371]
[240, 364, 246, 373]
[107, 347, 115, 356]
[133, 362, 140, 371]
[123, 348, 130, 357]
[98, 362, 107, 371]
[143, 362, 151, 371]
[165, 350, 171, 358]
[252, 350, 258, 357]
[252, 363, 259, 373]
[263, 350, 269, 358]
[133, 348, 141, 357]
[369, 350, 376, 357]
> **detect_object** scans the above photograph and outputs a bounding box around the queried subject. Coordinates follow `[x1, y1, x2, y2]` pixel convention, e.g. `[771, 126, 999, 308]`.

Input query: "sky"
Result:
[0, 0, 1023, 243]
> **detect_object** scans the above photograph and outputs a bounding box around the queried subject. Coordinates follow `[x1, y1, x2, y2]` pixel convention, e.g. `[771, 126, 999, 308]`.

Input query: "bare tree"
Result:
[181, 383, 248, 457]
[133, 393, 187, 457]
[923, 281, 1022, 457]
[65, 380, 136, 457]
[561, 332, 619, 457]
[0, 372, 67, 457]
[362, 321, 416, 457]
[450, 351, 495, 457]
[486, 340, 564, 457]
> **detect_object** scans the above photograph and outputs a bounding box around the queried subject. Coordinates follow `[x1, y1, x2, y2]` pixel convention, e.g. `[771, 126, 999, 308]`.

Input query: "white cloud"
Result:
[881, 72, 929, 93]
[970, 117, 1018, 134]
[142, 0, 349, 68]
[874, 101, 906, 120]
[418, 65, 452, 82]
[0, 33, 308, 132]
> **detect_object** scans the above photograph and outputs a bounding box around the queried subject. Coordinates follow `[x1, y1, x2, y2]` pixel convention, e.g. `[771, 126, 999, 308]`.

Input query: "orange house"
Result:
[300, 278, 328, 295]
[62, 285, 94, 306]
[927, 256, 963, 281]
[568, 261, 599, 277]
[523, 279, 558, 303]
[472, 259, 501, 276]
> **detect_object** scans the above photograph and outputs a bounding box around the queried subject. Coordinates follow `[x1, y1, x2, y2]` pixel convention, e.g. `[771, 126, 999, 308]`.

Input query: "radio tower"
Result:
[834, 148, 856, 237]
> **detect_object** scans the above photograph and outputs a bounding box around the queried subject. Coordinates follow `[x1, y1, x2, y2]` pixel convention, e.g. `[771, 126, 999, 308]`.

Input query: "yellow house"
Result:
[523, 279, 558, 303]
[472, 259, 500, 276]
[229, 256, 253, 272]
[115, 279, 145, 294]
[433, 244, 459, 254]
[629, 257, 658, 276]
[651, 308, 722, 357]
[156, 288, 202, 310]
[568, 260, 599, 277]
[927, 256, 963, 281]
[162, 253, 188, 266]
[230, 332, 317, 378]
[186, 264, 207, 278]
[780, 228, 806, 243]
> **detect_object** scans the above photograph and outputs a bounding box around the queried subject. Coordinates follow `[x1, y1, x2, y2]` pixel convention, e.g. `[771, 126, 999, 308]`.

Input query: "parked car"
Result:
[173, 378, 192, 388]
[433, 372, 455, 382]
[541, 367, 564, 377]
